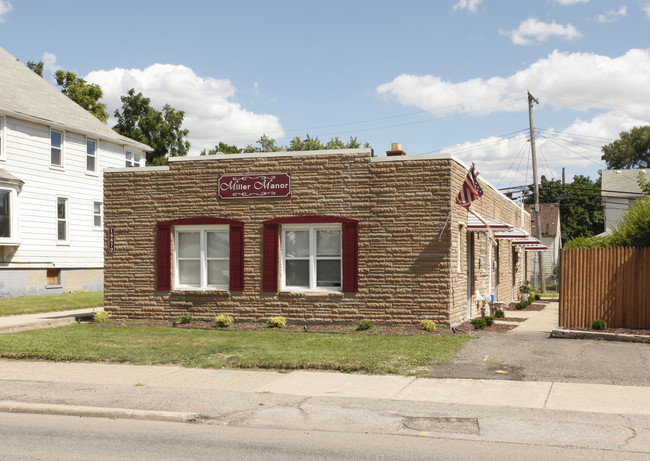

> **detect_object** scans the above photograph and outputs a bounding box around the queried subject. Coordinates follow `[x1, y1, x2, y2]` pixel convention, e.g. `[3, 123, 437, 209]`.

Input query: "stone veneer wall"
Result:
[104, 150, 526, 327]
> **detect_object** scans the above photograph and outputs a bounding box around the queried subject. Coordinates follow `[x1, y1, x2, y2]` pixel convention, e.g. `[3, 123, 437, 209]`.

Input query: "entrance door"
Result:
[466, 232, 474, 318]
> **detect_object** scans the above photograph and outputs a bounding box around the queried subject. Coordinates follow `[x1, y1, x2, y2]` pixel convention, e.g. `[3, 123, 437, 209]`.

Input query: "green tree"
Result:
[243, 134, 281, 153]
[27, 60, 44, 77]
[54, 70, 108, 122]
[201, 142, 242, 155]
[243, 133, 370, 153]
[525, 175, 604, 244]
[113, 89, 190, 165]
[601, 126, 650, 169]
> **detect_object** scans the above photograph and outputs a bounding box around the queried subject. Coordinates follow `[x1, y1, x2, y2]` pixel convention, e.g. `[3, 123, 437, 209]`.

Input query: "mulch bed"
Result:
[453, 321, 518, 334]
[98, 319, 455, 336]
[503, 300, 549, 311]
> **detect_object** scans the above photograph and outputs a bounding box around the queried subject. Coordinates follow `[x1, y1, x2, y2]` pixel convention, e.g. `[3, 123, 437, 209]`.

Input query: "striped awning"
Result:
[467, 215, 514, 232]
[511, 236, 548, 251]
[494, 227, 529, 240]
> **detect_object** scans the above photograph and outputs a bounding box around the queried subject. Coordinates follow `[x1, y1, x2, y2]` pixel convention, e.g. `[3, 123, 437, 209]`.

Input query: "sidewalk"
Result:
[0, 307, 103, 334]
[2, 359, 650, 419]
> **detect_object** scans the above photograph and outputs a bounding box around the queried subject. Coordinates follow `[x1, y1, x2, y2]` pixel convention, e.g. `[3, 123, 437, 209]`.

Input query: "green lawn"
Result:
[0, 323, 470, 376]
[0, 292, 103, 317]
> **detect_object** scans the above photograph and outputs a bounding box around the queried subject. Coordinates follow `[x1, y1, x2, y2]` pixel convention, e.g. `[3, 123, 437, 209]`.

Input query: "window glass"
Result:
[51, 130, 62, 166]
[0, 190, 9, 238]
[208, 260, 229, 286]
[285, 231, 309, 258]
[317, 230, 341, 256]
[286, 260, 310, 286]
[316, 260, 341, 287]
[207, 231, 229, 258]
[93, 202, 102, 228]
[57, 197, 67, 241]
[133, 152, 141, 167]
[178, 232, 200, 258]
[125, 150, 132, 167]
[178, 261, 200, 286]
[86, 139, 97, 172]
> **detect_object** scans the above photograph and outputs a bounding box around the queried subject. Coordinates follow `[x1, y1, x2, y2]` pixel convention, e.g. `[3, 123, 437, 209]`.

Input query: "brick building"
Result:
[103, 148, 531, 328]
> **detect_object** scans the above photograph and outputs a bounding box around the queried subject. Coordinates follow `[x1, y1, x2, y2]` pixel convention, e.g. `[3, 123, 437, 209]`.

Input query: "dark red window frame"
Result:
[262, 216, 359, 293]
[156, 217, 245, 291]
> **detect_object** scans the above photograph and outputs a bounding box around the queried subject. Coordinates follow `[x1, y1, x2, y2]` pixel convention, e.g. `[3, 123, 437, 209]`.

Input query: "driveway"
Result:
[427, 301, 650, 386]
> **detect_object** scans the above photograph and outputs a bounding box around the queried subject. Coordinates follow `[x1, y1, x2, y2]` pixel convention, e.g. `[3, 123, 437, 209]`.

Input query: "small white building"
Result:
[601, 169, 647, 233]
[0, 46, 149, 298]
[525, 203, 561, 286]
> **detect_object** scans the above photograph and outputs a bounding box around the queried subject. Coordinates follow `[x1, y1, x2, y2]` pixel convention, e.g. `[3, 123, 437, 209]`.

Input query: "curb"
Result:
[0, 318, 76, 334]
[551, 328, 650, 344]
[0, 400, 204, 423]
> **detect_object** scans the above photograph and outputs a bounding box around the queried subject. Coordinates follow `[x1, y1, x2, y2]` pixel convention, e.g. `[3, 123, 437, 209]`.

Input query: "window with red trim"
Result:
[156, 218, 244, 291]
[262, 216, 358, 293]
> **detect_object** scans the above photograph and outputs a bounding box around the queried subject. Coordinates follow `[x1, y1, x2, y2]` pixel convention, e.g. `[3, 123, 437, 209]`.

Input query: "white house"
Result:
[601, 169, 647, 233]
[0, 46, 150, 298]
[525, 203, 561, 286]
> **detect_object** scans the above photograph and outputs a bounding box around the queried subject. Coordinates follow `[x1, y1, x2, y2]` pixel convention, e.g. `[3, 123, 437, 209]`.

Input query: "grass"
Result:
[0, 292, 103, 317]
[0, 323, 471, 376]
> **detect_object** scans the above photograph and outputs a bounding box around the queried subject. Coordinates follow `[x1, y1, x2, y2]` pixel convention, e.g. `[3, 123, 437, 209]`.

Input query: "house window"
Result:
[0, 116, 4, 159]
[125, 150, 132, 167]
[282, 225, 342, 290]
[51, 130, 63, 167]
[262, 216, 359, 293]
[46, 268, 61, 286]
[175, 226, 230, 289]
[93, 202, 102, 229]
[57, 197, 68, 242]
[156, 218, 245, 292]
[86, 138, 97, 172]
[133, 152, 141, 167]
[0, 189, 11, 238]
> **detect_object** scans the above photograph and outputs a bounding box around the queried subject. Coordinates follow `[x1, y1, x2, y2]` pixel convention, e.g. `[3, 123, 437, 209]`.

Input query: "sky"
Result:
[1, 0, 649, 192]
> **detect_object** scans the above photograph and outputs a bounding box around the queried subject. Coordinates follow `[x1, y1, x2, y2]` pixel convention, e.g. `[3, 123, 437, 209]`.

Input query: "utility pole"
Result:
[528, 91, 546, 293]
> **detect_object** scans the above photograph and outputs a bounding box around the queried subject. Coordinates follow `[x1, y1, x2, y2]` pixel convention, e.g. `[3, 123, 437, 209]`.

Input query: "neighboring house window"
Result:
[93, 202, 102, 229]
[0, 189, 11, 238]
[156, 218, 245, 291]
[125, 150, 133, 167]
[57, 197, 68, 242]
[51, 129, 63, 167]
[86, 138, 97, 172]
[282, 224, 342, 290]
[0, 116, 4, 159]
[262, 216, 359, 293]
[133, 152, 141, 167]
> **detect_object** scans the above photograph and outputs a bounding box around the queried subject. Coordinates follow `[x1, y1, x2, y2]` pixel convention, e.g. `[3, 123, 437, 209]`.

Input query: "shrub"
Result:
[176, 314, 193, 324]
[592, 319, 607, 330]
[515, 300, 527, 310]
[265, 316, 287, 328]
[419, 319, 437, 331]
[534, 293, 541, 301]
[494, 309, 505, 318]
[484, 315, 495, 326]
[356, 320, 373, 331]
[93, 311, 111, 323]
[214, 314, 233, 328]
[471, 317, 487, 330]
[520, 280, 532, 295]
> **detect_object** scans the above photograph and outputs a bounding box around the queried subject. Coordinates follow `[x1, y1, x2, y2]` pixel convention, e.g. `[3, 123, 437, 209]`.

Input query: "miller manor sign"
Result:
[218, 173, 291, 199]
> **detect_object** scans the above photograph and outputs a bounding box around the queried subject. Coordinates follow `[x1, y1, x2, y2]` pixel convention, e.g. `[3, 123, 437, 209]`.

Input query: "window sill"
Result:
[86, 171, 99, 177]
[0, 240, 20, 247]
[50, 165, 65, 172]
[279, 290, 344, 299]
[45, 284, 62, 290]
[170, 289, 231, 297]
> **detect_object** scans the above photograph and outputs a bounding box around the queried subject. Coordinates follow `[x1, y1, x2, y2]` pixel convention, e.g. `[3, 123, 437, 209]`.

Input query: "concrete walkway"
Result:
[509, 300, 559, 334]
[0, 307, 103, 334]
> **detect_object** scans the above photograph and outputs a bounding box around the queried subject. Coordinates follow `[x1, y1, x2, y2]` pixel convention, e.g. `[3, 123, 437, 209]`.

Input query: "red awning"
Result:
[467, 215, 514, 231]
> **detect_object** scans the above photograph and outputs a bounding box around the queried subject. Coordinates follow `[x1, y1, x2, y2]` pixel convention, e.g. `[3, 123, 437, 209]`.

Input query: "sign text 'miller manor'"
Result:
[218, 173, 291, 199]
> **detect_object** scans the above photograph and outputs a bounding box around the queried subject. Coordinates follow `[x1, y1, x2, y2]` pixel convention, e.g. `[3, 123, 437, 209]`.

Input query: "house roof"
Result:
[601, 169, 646, 198]
[0, 46, 150, 152]
[525, 203, 561, 237]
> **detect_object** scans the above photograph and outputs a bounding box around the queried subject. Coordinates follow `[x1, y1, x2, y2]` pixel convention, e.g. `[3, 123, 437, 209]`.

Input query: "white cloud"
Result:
[0, 0, 12, 23]
[42, 52, 59, 75]
[86, 64, 284, 154]
[597, 6, 627, 23]
[643, 4, 650, 19]
[452, 0, 482, 13]
[378, 49, 650, 181]
[500, 18, 582, 45]
[553, 0, 589, 5]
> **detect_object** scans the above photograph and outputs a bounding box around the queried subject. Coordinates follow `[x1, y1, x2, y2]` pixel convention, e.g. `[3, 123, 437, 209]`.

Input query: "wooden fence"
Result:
[559, 247, 650, 329]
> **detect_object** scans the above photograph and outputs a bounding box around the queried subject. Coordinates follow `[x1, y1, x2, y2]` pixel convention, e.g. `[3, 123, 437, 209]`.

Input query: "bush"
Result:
[471, 317, 487, 330]
[214, 314, 233, 328]
[534, 293, 541, 301]
[93, 311, 111, 323]
[419, 319, 437, 331]
[520, 280, 532, 295]
[515, 300, 527, 310]
[176, 314, 193, 324]
[484, 315, 495, 326]
[494, 309, 505, 318]
[265, 316, 287, 328]
[356, 320, 373, 331]
[592, 319, 607, 330]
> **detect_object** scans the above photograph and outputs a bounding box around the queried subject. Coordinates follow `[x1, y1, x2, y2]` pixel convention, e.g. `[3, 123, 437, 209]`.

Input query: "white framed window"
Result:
[125, 150, 133, 167]
[0, 187, 17, 242]
[51, 129, 63, 167]
[93, 201, 102, 229]
[125, 150, 142, 167]
[57, 197, 68, 243]
[174, 225, 230, 290]
[281, 223, 342, 291]
[86, 138, 97, 173]
[133, 151, 141, 167]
